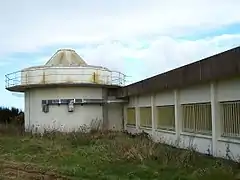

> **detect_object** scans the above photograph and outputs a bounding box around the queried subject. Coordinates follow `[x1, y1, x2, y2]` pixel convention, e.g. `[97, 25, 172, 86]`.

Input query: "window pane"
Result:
[126, 108, 136, 125]
[140, 107, 152, 127]
[182, 103, 212, 135]
[221, 101, 240, 138]
[157, 105, 175, 130]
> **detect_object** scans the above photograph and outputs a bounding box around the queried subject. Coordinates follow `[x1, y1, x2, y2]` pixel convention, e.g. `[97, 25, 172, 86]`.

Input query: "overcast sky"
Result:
[0, 0, 240, 109]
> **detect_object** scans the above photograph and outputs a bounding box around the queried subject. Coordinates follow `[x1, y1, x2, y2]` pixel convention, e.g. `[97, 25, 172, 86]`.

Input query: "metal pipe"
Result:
[106, 99, 128, 104]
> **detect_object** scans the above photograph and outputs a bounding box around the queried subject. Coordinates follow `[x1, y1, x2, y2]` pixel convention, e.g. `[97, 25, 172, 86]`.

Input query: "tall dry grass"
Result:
[0, 121, 239, 179]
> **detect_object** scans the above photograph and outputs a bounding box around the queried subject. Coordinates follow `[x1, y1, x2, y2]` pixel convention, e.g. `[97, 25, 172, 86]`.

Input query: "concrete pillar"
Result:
[102, 88, 108, 130]
[123, 105, 127, 130]
[135, 96, 140, 131]
[174, 90, 181, 140]
[151, 93, 156, 135]
[210, 82, 220, 156]
[24, 91, 31, 131]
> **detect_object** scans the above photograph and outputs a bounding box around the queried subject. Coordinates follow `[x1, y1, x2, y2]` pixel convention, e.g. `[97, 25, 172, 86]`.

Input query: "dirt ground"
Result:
[0, 160, 72, 180]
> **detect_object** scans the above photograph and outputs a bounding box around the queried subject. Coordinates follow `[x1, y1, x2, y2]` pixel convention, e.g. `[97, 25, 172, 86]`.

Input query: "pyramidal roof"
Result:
[44, 49, 87, 66]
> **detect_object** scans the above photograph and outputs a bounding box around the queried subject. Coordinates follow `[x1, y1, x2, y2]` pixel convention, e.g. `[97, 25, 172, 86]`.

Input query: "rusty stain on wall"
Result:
[40, 71, 46, 84]
[25, 72, 28, 85]
[91, 71, 101, 84]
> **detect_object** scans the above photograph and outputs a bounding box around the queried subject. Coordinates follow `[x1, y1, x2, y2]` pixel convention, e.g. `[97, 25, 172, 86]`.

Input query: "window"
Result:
[220, 101, 240, 138]
[157, 105, 175, 131]
[140, 107, 152, 127]
[182, 103, 212, 135]
[126, 107, 136, 125]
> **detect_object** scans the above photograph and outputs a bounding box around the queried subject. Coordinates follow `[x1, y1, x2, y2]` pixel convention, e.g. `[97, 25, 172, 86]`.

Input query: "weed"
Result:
[0, 125, 239, 179]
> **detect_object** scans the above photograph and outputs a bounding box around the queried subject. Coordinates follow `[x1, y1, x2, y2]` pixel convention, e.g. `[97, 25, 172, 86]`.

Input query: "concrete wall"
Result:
[216, 78, 240, 160]
[179, 84, 210, 104]
[24, 91, 30, 129]
[25, 87, 103, 132]
[107, 103, 123, 131]
[124, 96, 138, 133]
[155, 91, 174, 106]
[21, 66, 113, 86]
[124, 77, 240, 161]
[178, 84, 212, 154]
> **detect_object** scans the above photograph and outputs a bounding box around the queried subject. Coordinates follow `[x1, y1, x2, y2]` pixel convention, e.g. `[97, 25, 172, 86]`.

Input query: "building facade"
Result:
[117, 46, 240, 160]
[5, 49, 126, 132]
[5, 46, 240, 160]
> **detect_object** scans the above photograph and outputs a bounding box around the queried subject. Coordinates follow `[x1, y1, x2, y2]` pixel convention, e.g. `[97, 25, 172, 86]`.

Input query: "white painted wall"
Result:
[124, 77, 240, 161]
[138, 94, 151, 107]
[124, 86, 213, 155]
[107, 103, 123, 131]
[179, 84, 210, 104]
[217, 139, 240, 160]
[25, 87, 104, 132]
[21, 66, 115, 86]
[126, 126, 139, 134]
[153, 130, 176, 145]
[24, 91, 30, 130]
[128, 96, 137, 107]
[216, 78, 240, 102]
[215, 78, 240, 160]
[155, 91, 174, 106]
[179, 133, 212, 155]
[178, 84, 212, 154]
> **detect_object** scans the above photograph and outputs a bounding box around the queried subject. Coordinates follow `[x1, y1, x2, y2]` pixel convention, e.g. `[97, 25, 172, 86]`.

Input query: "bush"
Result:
[0, 106, 24, 126]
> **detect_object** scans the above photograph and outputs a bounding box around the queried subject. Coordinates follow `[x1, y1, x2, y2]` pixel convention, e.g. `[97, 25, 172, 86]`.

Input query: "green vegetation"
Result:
[0, 127, 239, 180]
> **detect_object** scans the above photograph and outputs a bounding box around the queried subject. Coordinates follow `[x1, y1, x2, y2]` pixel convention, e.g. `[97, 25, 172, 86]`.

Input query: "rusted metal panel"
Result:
[117, 46, 240, 97]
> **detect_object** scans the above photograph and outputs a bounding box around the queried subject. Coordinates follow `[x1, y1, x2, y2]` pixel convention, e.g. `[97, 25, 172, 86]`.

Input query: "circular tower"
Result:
[5, 49, 126, 132]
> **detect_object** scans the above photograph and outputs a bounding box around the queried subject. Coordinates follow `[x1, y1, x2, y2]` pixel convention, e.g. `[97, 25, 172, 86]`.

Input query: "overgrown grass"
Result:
[0, 126, 240, 179]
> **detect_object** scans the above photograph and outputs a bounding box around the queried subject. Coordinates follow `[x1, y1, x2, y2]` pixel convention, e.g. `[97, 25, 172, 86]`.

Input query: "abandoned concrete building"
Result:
[5, 46, 240, 160]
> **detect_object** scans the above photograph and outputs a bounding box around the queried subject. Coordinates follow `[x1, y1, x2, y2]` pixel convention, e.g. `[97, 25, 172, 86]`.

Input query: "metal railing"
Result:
[220, 101, 240, 138]
[182, 102, 212, 135]
[5, 67, 127, 89]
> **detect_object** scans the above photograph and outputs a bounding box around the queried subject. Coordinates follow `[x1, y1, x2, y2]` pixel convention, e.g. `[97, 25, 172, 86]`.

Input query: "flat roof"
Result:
[116, 46, 240, 97]
[6, 83, 121, 93]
